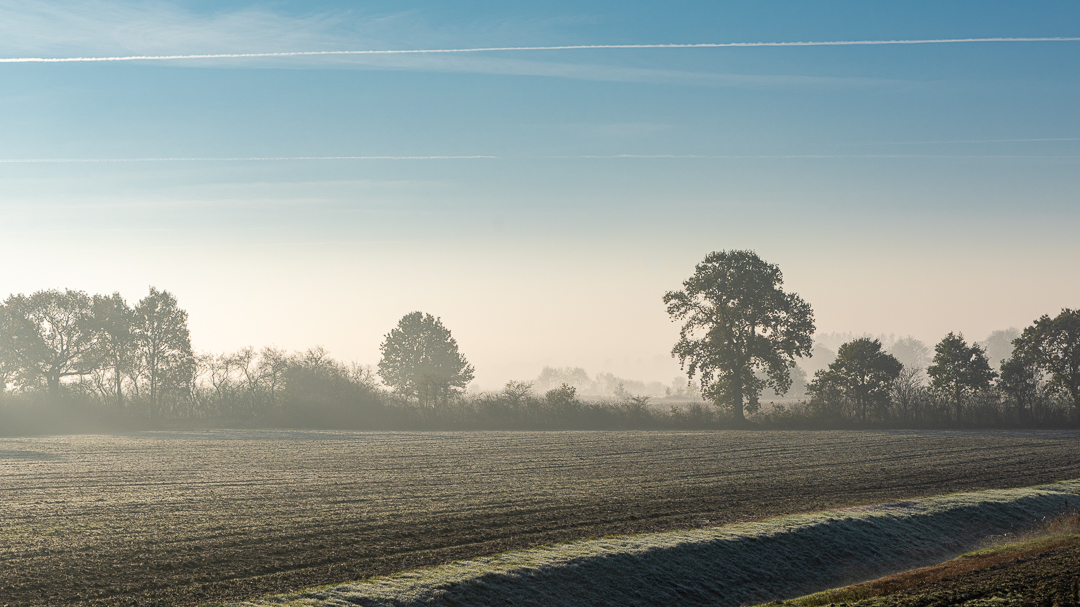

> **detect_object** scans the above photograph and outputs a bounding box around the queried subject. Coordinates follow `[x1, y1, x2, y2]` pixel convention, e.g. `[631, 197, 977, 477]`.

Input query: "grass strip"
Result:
[762, 511, 1080, 606]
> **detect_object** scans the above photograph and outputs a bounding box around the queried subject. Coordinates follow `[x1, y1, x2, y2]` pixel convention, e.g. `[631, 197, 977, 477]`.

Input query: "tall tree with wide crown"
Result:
[664, 250, 814, 424]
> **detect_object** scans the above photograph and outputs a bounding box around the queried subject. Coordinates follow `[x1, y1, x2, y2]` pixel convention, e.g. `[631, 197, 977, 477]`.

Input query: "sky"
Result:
[1, 1, 1078, 390]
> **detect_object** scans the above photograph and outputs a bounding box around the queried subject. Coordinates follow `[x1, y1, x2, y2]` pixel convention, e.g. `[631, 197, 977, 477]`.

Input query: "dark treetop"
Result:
[664, 250, 814, 423]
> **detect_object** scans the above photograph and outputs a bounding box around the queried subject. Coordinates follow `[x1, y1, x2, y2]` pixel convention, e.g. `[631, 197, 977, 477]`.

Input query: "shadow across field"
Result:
[2, 430, 1080, 606]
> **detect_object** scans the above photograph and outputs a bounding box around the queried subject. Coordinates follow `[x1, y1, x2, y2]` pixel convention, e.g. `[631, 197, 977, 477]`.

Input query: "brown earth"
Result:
[2, 429, 1080, 607]
[773, 535, 1080, 606]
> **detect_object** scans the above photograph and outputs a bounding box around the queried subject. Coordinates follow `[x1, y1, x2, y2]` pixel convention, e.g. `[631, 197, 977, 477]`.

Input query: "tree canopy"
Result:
[1, 289, 99, 395]
[1013, 309, 1080, 420]
[378, 312, 474, 407]
[927, 332, 995, 423]
[808, 338, 903, 423]
[663, 250, 814, 423]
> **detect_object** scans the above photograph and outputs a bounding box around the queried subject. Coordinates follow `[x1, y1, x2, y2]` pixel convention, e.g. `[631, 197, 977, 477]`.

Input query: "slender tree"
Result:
[663, 250, 814, 423]
[0, 303, 12, 400]
[90, 292, 135, 411]
[258, 346, 290, 413]
[927, 332, 996, 424]
[378, 312, 474, 408]
[1013, 309, 1080, 422]
[133, 288, 193, 417]
[998, 354, 1040, 425]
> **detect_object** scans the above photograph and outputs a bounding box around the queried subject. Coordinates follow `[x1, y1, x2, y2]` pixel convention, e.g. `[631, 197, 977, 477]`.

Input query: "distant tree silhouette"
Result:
[927, 332, 995, 424]
[888, 336, 931, 372]
[663, 250, 814, 424]
[1, 289, 99, 395]
[1014, 309, 1080, 421]
[808, 338, 903, 424]
[378, 312, 474, 408]
[535, 366, 592, 393]
[980, 328, 1020, 371]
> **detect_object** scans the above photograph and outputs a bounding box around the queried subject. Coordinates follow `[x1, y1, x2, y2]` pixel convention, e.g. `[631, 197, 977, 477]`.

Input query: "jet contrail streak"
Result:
[1, 37, 1078, 63]
[557, 154, 1080, 159]
[0, 155, 499, 163]
[3, 154, 1080, 164]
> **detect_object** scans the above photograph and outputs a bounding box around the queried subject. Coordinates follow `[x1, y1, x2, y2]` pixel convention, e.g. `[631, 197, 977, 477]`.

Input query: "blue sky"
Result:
[1, 1, 1078, 388]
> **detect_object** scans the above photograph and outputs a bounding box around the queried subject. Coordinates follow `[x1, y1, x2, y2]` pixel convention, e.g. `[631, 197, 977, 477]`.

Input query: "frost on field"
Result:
[238, 480, 1080, 607]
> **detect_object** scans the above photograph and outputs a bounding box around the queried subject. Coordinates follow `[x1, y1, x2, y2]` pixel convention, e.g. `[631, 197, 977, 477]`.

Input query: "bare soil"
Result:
[775, 536, 1080, 606]
[2, 429, 1079, 606]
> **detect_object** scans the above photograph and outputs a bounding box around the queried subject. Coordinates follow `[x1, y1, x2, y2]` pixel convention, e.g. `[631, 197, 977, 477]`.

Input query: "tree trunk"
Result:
[731, 372, 746, 425]
[1069, 380, 1080, 425]
[955, 386, 963, 425]
[114, 366, 123, 412]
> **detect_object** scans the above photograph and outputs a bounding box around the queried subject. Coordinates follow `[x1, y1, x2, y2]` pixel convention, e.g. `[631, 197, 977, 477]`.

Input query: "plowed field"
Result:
[2, 430, 1080, 606]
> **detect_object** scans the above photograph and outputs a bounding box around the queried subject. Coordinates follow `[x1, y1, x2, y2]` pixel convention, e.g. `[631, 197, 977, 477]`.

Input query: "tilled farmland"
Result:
[2, 430, 1080, 606]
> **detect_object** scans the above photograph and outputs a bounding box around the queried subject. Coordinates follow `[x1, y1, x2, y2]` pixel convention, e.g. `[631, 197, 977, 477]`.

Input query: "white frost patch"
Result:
[234, 480, 1080, 607]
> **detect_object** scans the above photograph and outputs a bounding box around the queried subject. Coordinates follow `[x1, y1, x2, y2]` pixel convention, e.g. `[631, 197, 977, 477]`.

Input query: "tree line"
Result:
[2, 252, 1078, 434]
[664, 250, 1080, 428]
[0, 292, 680, 433]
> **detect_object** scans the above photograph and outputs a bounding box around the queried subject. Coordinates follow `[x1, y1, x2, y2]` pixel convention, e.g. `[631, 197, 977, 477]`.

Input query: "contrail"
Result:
[1, 37, 1079, 63]
[552, 153, 1080, 158]
[0, 155, 499, 163]
[846, 137, 1080, 145]
[3, 154, 1080, 164]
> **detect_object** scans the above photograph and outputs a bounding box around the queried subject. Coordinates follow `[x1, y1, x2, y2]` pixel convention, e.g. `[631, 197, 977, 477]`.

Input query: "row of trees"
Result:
[0, 290, 477, 428]
[2, 255, 1077, 432]
[0, 288, 192, 416]
[664, 250, 1080, 427]
[0, 294, 687, 431]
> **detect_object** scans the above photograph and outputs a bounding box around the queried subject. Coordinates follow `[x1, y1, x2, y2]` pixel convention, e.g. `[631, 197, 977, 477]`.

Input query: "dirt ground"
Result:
[776, 536, 1080, 606]
[2, 429, 1080, 607]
